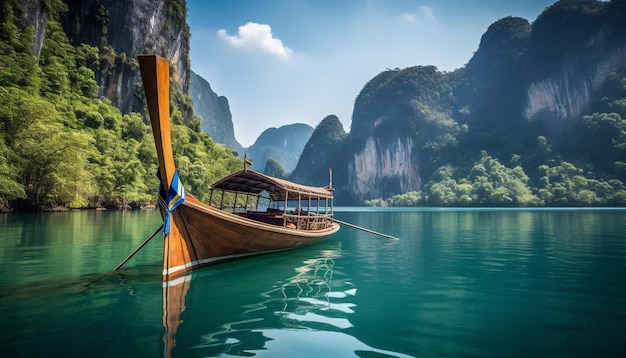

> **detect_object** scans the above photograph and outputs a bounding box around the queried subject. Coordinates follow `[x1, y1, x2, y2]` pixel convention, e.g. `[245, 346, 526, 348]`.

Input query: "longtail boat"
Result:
[138, 54, 340, 281]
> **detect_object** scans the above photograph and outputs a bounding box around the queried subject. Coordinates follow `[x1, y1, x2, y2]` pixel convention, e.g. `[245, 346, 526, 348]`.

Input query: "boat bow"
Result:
[138, 54, 339, 282]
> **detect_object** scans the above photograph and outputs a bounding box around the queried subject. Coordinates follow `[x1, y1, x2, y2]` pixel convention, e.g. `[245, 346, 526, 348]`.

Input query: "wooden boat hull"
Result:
[164, 196, 339, 278]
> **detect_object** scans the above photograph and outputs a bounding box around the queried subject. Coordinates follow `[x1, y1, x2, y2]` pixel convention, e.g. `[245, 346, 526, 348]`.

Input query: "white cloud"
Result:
[400, 13, 417, 23]
[400, 6, 435, 24]
[217, 22, 294, 60]
[420, 6, 436, 22]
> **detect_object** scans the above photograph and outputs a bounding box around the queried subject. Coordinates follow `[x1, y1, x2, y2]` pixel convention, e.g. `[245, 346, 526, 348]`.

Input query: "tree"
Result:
[0, 136, 25, 211]
[582, 112, 626, 175]
[0, 0, 245, 211]
[462, 151, 540, 206]
[426, 165, 459, 206]
[14, 121, 92, 207]
[536, 161, 626, 206]
[0, 1, 42, 93]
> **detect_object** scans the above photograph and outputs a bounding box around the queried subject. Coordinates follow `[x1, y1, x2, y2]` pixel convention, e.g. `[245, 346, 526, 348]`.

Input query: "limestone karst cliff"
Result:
[341, 65, 460, 203]
[62, 0, 190, 114]
[0, 0, 248, 211]
[191, 70, 243, 154]
[290, 115, 347, 190]
[524, 44, 626, 122]
[19, 0, 191, 115]
[347, 136, 420, 201]
[294, 0, 626, 205]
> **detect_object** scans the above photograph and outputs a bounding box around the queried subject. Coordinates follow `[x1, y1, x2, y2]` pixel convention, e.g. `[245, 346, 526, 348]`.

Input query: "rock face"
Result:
[524, 44, 626, 122]
[23, 0, 48, 58]
[348, 136, 420, 201]
[58, 0, 190, 114]
[291, 115, 347, 189]
[190, 71, 243, 154]
[520, 0, 626, 124]
[343, 65, 459, 203]
[293, 0, 626, 204]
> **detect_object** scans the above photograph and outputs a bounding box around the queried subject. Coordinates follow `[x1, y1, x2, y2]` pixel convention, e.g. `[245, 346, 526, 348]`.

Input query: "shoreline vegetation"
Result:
[365, 151, 626, 208]
[0, 1, 241, 214]
[27, 205, 156, 214]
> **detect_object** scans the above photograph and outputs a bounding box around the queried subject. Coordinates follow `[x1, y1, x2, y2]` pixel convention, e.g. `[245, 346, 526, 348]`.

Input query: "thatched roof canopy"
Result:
[211, 170, 333, 201]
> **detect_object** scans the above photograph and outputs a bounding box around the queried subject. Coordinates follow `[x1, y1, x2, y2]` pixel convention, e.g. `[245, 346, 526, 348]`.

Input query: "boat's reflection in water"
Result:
[163, 243, 410, 357]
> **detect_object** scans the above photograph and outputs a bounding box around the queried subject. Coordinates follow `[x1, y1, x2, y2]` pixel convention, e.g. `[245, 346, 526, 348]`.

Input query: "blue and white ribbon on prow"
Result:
[157, 169, 186, 235]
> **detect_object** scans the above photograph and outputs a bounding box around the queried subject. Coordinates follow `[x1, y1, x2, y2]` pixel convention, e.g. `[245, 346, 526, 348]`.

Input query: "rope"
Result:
[157, 169, 186, 234]
[114, 224, 164, 272]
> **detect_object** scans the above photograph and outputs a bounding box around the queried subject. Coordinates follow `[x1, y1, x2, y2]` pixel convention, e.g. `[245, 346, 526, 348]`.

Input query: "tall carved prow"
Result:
[139, 54, 196, 281]
[138, 54, 176, 190]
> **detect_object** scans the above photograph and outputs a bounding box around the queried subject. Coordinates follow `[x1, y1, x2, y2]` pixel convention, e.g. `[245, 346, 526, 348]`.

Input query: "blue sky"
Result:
[186, 0, 556, 147]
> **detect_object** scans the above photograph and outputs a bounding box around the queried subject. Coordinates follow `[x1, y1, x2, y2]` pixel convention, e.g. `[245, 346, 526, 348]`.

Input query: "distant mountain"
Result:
[190, 71, 243, 154]
[294, 0, 626, 206]
[190, 70, 312, 172]
[245, 123, 314, 173]
[290, 115, 347, 189]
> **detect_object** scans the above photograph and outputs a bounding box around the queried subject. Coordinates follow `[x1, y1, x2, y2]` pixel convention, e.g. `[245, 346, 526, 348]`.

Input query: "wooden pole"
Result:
[114, 224, 164, 272]
[332, 218, 399, 241]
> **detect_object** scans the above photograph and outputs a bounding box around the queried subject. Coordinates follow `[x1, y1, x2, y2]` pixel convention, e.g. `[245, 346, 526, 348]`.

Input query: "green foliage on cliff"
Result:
[366, 152, 626, 207]
[0, 2, 241, 211]
[351, 1, 626, 207]
[290, 115, 347, 188]
[364, 68, 626, 207]
[364, 69, 626, 207]
[526, 0, 606, 79]
[263, 159, 289, 179]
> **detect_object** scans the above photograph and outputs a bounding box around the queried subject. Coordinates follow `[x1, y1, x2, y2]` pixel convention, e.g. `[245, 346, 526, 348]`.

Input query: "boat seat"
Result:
[239, 211, 284, 226]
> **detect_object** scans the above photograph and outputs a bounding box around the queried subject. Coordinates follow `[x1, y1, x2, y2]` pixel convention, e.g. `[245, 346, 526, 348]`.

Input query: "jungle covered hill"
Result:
[0, 0, 241, 212]
[293, 0, 626, 207]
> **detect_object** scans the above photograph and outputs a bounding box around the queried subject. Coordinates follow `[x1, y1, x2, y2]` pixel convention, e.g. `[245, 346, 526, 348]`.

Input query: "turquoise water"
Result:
[0, 208, 625, 357]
